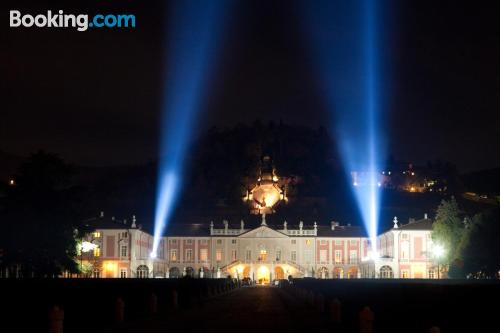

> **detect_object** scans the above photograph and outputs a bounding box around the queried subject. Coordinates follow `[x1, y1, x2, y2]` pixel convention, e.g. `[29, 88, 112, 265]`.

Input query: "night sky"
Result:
[2, 0, 499, 172]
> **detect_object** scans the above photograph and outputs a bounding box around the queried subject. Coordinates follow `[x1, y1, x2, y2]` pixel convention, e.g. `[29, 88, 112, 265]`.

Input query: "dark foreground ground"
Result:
[1, 279, 499, 333]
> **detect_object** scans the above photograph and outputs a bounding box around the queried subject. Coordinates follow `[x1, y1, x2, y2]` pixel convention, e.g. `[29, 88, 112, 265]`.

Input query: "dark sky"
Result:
[2, 0, 499, 172]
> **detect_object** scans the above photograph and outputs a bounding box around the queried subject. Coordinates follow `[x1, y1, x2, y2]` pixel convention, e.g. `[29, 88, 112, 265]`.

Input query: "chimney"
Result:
[331, 221, 339, 230]
[424, 213, 428, 219]
[99, 211, 104, 218]
[131, 215, 137, 228]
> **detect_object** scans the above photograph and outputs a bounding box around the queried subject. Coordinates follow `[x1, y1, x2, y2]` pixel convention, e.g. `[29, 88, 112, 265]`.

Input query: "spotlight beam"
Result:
[151, 1, 228, 258]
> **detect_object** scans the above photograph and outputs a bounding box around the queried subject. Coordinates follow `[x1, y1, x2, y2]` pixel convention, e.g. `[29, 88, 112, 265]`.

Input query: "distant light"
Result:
[377, 182, 381, 187]
[388, 171, 391, 175]
[410, 186, 416, 192]
[432, 244, 445, 258]
[353, 181, 358, 187]
[411, 172, 415, 176]
[9, 179, 15, 186]
[150, 252, 157, 259]
[81, 241, 98, 253]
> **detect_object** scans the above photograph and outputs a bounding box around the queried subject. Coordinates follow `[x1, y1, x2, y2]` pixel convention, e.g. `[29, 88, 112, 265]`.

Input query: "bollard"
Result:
[115, 298, 125, 323]
[49, 306, 64, 333]
[149, 293, 158, 315]
[315, 293, 325, 313]
[330, 298, 342, 323]
[171, 289, 178, 310]
[359, 307, 374, 333]
[429, 327, 441, 333]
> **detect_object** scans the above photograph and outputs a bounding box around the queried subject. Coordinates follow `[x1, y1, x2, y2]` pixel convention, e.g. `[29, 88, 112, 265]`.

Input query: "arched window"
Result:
[380, 265, 394, 278]
[169, 267, 180, 278]
[186, 267, 195, 277]
[137, 265, 149, 278]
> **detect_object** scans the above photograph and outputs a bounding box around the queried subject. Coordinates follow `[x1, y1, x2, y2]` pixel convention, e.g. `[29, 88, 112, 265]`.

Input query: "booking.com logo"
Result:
[9, 10, 136, 32]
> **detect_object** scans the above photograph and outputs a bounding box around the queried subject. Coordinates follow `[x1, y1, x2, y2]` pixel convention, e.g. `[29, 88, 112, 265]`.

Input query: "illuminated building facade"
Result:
[82, 213, 439, 281]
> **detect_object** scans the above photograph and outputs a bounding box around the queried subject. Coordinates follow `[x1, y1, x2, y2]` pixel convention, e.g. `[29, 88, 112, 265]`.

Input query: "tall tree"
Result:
[432, 197, 466, 277]
[0, 151, 82, 277]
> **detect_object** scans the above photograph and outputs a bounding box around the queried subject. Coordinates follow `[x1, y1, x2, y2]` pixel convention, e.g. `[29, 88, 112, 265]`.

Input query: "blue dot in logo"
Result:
[89, 22, 93, 27]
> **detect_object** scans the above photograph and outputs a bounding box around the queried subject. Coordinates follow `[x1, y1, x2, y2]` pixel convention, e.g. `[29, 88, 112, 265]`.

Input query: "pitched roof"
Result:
[397, 218, 433, 231]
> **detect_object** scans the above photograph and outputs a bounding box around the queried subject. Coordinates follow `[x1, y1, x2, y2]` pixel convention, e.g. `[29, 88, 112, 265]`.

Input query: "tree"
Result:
[432, 197, 466, 277]
[0, 151, 83, 277]
[461, 208, 500, 278]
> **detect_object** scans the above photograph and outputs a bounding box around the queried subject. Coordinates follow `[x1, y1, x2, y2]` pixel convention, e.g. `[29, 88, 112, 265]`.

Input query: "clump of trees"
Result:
[432, 197, 500, 278]
[0, 151, 83, 277]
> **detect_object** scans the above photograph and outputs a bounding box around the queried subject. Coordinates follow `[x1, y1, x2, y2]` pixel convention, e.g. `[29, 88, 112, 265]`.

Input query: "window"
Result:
[186, 249, 193, 262]
[335, 240, 342, 245]
[216, 249, 222, 262]
[291, 251, 297, 262]
[305, 239, 311, 246]
[231, 249, 237, 261]
[170, 249, 177, 261]
[428, 269, 436, 279]
[320, 250, 327, 263]
[320, 240, 327, 245]
[93, 232, 101, 238]
[291, 240, 296, 245]
[402, 233, 408, 240]
[93, 247, 101, 257]
[350, 240, 358, 245]
[231, 239, 237, 244]
[335, 250, 342, 264]
[216, 239, 222, 245]
[170, 239, 177, 245]
[120, 269, 127, 278]
[186, 239, 193, 245]
[121, 246, 127, 257]
[201, 239, 208, 245]
[349, 250, 358, 264]
[259, 249, 268, 261]
[401, 270, 409, 278]
[276, 249, 282, 261]
[199, 249, 208, 262]
[121, 232, 128, 238]
[401, 241, 409, 260]
[245, 249, 252, 261]
[304, 250, 313, 264]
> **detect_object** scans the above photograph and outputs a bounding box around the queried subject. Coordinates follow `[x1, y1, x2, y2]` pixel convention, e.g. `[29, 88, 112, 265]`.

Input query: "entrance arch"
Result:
[333, 267, 343, 279]
[243, 266, 251, 278]
[274, 266, 284, 280]
[380, 265, 394, 278]
[347, 267, 358, 279]
[169, 267, 180, 278]
[137, 265, 149, 278]
[257, 266, 270, 284]
[318, 267, 329, 279]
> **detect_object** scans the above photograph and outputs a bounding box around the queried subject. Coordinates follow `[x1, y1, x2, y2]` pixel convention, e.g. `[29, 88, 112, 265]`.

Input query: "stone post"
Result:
[49, 306, 64, 333]
[359, 306, 374, 333]
[149, 293, 158, 315]
[115, 298, 125, 323]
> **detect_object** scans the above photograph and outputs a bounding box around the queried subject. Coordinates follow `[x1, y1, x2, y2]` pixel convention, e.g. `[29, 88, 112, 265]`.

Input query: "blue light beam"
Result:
[151, 0, 227, 258]
[303, 0, 388, 255]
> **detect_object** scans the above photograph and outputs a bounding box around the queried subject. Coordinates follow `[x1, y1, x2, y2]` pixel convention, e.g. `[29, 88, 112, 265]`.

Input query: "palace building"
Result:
[80, 213, 438, 281]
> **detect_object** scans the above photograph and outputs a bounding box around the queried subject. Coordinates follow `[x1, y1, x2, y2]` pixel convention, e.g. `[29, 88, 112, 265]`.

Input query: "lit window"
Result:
[231, 249, 237, 261]
[305, 239, 311, 246]
[200, 249, 208, 262]
[245, 249, 252, 261]
[93, 247, 101, 257]
[401, 270, 409, 278]
[259, 249, 268, 261]
[216, 249, 222, 262]
[335, 250, 342, 264]
[349, 250, 357, 264]
[93, 232, 101, 238]
[291, 251, 297, 262]
[120, 269, 127, 278]
[428, 269, 435, 279]
[186, 249, 193, 261]
[121, 246, 127, 257]
[170, 249, 177, 261]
